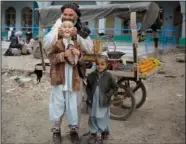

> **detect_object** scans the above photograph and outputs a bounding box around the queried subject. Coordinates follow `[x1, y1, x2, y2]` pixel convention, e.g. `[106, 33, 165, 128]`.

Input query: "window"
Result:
[5, 7, 16, 30]
[21, 7, 32, 31]
[123, 20, 129, 34]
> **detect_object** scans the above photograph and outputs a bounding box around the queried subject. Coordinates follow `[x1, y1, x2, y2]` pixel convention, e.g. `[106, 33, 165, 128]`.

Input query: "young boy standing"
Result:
[86, 55, 118, 144]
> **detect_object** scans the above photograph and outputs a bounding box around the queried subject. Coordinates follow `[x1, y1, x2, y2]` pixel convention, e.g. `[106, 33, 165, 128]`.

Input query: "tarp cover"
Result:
[39, 2, 160, 30]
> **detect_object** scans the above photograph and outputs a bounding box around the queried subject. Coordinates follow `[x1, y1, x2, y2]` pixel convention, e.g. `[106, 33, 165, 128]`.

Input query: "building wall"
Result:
[111, 1, 180, 37]
[2, 1, 34, 31]
[1, 1, 181, 41]
[88, 20, 96, 34]
[1, 1, 180, 30]
[155, 1, 180, 26]
[54, 1, 96, 5]
[155, 1, 180, 37]
[114, 17, 122, 35]
[105, 16, 115, 34]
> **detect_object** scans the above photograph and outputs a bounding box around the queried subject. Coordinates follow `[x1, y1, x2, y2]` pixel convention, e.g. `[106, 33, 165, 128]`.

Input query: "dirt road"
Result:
[1, 52, 185, 144]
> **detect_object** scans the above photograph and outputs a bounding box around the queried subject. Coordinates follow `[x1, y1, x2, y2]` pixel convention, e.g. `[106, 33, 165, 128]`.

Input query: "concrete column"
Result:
[88, 20, 95, 35]
[114, 17, 122, 35]
[96, 1, 111, 33]
[180, 1, 185, 38]
[16, 8, 21, 31]
[179, 1, 185, 47]
[1, 5, 5, 32]
[181, 13, 185, 38]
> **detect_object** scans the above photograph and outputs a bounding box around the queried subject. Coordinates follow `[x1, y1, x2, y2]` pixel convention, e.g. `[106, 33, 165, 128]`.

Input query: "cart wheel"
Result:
[110, 84, 136, 121]
[118, 78, 147, 109]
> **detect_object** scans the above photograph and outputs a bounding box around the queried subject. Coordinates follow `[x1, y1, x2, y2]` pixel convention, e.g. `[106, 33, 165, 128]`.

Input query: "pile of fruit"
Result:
[138, 57, 161, 74]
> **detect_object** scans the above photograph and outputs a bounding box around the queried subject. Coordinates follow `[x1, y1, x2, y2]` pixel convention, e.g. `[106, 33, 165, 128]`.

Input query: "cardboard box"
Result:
[93, 40, 104, 54]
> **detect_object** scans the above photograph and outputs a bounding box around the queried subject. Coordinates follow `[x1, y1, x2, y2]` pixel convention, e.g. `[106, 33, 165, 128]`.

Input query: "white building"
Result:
[1, 1, 185, 47]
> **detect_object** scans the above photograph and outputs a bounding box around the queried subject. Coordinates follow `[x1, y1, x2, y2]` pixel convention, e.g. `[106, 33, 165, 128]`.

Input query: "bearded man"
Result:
[43, 3, 93, 54]
[43, 3, 93, 144]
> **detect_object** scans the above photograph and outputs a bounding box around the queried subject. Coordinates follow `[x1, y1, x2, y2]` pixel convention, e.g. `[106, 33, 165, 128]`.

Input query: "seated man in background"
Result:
[4, 31, 25, 56]
[22, 31, 35, 54]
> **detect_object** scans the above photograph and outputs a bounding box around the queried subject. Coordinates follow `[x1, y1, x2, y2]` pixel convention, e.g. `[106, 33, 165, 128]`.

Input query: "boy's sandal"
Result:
[70, 127, 80, 143]
[88, 133, 97, 144]
[51, 128, 62, 144]
[101, 131, 110, 140]
[96, 132, 103, 144]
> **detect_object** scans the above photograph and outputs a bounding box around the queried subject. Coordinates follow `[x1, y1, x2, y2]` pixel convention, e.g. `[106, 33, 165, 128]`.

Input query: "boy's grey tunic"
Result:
[90, 87, 109, 118]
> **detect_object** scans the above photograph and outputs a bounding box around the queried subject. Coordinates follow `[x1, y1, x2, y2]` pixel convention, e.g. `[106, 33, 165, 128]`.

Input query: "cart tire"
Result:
[110, 86, 136, 121]
[133, 80, 146, 109]
[118, 78, 147, 109]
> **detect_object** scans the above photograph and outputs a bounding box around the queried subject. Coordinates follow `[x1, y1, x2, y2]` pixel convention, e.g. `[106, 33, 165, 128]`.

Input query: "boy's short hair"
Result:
[96, 55, 108, 64]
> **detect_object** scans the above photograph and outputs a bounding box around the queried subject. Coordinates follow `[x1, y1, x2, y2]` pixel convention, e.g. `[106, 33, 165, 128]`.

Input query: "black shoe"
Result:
[88, 133, 97, 144]
[70, 128, 80, 143]
[51, 128, 62, 144]
[101, 131, 109, 140]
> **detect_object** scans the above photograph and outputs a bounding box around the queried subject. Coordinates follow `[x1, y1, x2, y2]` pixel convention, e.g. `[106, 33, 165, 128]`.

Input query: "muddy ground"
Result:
[1, 51, 185, 144]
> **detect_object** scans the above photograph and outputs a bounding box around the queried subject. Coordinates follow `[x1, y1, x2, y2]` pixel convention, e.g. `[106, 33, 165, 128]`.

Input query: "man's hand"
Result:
[58, 28, 64, 37]
[64, 49, 73, 57]
[72, 48, 80, 56]
[70, 27, 77, 37]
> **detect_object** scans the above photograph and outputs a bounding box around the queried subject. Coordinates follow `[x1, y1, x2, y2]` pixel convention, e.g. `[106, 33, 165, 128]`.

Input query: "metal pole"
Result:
[133, 43, 138, 80]
[153, 31, 159, 59]
[37, 8, 46, 71]
[39, 37, 46, 71]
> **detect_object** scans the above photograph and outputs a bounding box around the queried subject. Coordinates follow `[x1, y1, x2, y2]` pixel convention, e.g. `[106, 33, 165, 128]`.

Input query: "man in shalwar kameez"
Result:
[43, 3, 93, 144]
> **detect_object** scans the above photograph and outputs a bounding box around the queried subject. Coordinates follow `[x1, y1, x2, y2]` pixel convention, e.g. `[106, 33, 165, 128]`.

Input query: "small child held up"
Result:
[59, 20, 80, 66]
[86, 55, 118, 144]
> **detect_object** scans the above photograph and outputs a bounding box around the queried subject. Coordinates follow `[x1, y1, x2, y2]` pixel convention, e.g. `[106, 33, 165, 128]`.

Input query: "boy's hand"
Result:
[72, 49, 80, 56]
[64, 49, 73, 57]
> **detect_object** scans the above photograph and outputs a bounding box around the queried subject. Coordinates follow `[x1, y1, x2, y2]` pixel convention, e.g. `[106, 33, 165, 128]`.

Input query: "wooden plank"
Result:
[86, 69, 135, 77]
[139, 64, 163, 79]
[86, 64, 163, 79]
[130, 12, 139, 81]
[130, 12, 138, 44]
